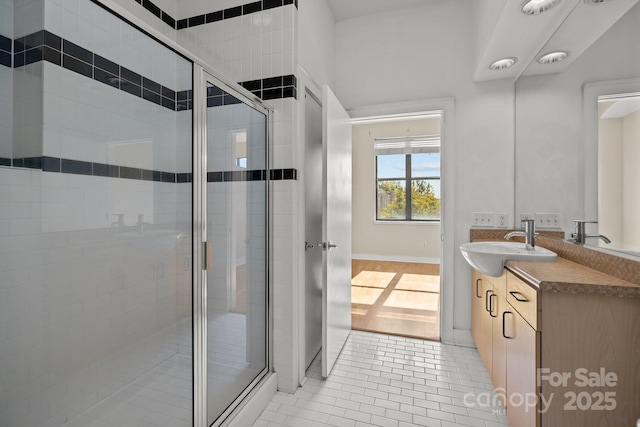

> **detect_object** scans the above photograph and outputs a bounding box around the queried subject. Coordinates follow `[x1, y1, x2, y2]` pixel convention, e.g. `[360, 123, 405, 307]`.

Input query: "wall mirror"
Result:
[514, 0, 640, 259]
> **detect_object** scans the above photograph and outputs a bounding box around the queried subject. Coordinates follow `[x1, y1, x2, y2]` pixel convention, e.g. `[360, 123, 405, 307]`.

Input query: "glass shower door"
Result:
[204, 79, 269, 425]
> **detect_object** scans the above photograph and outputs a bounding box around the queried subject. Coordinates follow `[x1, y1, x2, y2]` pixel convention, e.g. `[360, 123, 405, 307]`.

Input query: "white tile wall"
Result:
[0, 166, 193, 427]
[0, 0, 12, 159]
[176, 4, 297, 85]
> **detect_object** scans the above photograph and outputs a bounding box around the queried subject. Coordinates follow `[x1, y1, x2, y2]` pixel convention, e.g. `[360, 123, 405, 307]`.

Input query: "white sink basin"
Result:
[117, 229, 184, 253]
[459, 241, 557, 277]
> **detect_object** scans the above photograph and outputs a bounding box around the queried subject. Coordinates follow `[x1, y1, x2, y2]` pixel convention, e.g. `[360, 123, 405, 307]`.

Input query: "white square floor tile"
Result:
[253, 331, 509, 427]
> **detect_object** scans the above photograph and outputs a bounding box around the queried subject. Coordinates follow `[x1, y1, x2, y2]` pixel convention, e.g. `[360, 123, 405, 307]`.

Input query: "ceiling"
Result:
[324, 0, 639, 82]
[325, 0, 446, 22]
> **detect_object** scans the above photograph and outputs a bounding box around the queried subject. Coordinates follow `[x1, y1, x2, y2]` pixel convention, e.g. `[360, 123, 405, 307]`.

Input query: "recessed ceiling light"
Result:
[521, 0, 562, 15]
[489, 57, 518, 70]
[538, 51, 569, 64]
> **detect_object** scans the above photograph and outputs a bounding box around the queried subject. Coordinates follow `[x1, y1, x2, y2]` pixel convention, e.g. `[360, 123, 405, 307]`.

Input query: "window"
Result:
[376, 136, 441, 221]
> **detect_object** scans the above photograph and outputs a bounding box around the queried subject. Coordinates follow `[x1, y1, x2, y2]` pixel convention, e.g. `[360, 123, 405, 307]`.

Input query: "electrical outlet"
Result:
[496, 213, 509, 228]
[472, 212, 494, 227]
[535, 213, 561, 229]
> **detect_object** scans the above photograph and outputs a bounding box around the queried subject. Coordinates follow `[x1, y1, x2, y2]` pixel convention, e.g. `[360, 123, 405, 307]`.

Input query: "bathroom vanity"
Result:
[469, 233, 640, 427]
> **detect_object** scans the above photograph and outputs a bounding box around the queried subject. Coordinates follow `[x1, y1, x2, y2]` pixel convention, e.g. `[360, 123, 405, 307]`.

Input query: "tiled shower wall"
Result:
[0, 0, 193, 425]
[0, 0, 11, 160]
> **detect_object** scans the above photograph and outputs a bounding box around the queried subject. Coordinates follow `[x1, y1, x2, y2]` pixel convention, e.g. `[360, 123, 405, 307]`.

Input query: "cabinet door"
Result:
[506, 309, 540, 427]
[491, 292, 507, 406]
[471, 270, 493, 377]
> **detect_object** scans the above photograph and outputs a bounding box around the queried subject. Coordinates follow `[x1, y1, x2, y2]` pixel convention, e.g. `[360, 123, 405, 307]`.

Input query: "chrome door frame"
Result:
[193, 64, 273, 427]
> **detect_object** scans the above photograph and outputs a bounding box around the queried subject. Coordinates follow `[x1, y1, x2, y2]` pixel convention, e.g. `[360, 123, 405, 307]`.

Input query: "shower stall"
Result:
[0, 0, 271, 426]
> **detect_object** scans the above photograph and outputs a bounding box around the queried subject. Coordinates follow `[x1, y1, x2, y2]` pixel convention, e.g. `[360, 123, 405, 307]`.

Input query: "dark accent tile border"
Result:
[13, 30, 187, 111]
[0, 34, 11, 68]
[11, 30, 297, 111]
[241, 74, 297, 101]
[40, 155, 181, 182]
[5, 156, 297, 183]
[11, 30, 296, 104]
[207, 168, 297, 182]
[174, 0, 298, 31]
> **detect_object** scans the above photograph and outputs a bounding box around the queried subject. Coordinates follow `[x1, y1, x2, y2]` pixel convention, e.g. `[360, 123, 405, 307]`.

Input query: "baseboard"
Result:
[226, 373, 277, 427]
[352, 254, 440, 264]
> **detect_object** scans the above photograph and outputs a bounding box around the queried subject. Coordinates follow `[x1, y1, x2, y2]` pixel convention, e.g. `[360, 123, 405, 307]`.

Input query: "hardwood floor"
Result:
[351, 260, 440, 341]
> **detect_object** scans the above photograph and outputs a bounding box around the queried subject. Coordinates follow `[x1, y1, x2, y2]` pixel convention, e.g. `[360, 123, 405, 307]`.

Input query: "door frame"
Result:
[296, 67, 326, 384]
[341, 97, 455, 345]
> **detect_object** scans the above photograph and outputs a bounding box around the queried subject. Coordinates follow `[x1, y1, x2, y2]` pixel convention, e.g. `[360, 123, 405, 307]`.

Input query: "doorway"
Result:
[350, 114, 443, 341]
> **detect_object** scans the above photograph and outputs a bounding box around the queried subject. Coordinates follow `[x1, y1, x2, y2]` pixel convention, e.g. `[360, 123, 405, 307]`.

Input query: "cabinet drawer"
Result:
[507, 272, 539, 330]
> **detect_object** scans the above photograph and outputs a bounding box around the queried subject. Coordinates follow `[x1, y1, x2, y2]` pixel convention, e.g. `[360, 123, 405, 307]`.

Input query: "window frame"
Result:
[375, 152, 441, 222]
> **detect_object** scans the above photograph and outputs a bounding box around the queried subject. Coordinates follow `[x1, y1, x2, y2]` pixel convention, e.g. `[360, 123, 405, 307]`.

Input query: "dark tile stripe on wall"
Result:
[0, 34, 11, 67]
[3, 156, 298, 182]
[12, 30, 297, 107]
[131, 0, 300, 31]
[13, 30, 183, 111]
[130, 0, 299, 31]
[207, 168, 297, 182]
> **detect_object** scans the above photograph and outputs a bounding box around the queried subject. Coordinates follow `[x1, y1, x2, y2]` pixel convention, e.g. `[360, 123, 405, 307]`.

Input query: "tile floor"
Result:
[253, 331, 509, 427]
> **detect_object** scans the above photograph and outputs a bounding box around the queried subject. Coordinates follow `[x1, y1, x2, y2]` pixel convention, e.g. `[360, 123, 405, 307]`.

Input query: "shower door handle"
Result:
[204, 241, 212, 270]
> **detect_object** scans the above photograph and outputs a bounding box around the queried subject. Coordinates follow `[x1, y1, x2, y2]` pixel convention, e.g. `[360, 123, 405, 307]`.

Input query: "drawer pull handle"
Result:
[486, 290, 493, 312]
[502, 311, 513, 339]
[489, 293, 498, 318]
[476, 279, 482, 298]
[510, 291, 529, 302]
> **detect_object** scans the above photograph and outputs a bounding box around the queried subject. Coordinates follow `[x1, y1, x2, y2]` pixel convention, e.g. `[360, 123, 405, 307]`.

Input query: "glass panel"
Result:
[0, 1, 193, 426]
[411, 152, 440, 178]
[411, 179, 441, 220]
[377, 180, 407, 219]
[377, 154, 406, 179]
[206, 81, 267, 424]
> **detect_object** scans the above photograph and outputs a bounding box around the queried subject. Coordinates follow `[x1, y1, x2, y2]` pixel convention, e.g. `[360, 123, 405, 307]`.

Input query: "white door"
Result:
[322, 85, 352, 378]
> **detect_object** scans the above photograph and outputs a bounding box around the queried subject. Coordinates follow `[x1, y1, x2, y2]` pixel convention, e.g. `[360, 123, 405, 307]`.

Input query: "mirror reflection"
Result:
[514, 0, 640, 258]
[597, 93, 640, 255]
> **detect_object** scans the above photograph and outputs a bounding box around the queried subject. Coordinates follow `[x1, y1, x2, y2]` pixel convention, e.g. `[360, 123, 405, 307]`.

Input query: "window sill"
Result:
[374, 220, 441, 226]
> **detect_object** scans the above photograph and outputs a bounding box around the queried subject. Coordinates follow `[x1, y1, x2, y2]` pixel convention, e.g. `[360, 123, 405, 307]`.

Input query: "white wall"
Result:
[351, 117, 441, 262]
[335, 0, 515, 340]
[598, 116, 624, 246]
[515, 2, 640, 236]
[298, 0, 335, 89]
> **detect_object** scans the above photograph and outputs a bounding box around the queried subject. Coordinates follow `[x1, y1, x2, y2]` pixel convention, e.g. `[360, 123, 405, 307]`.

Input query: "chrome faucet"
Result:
[570, 220, 611, 245]
[137, 214, 149, 231]
[504, 219, 537, 250]
[111, 213, 125, 227]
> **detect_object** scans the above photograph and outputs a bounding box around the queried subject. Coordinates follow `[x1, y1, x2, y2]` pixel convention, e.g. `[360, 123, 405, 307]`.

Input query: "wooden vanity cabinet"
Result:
[471, 269, 540, 426]
[471, 267, 640, 427]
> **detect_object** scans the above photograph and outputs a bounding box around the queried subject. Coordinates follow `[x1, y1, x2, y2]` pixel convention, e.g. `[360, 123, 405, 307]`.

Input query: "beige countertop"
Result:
[505, 257, 640, 298]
